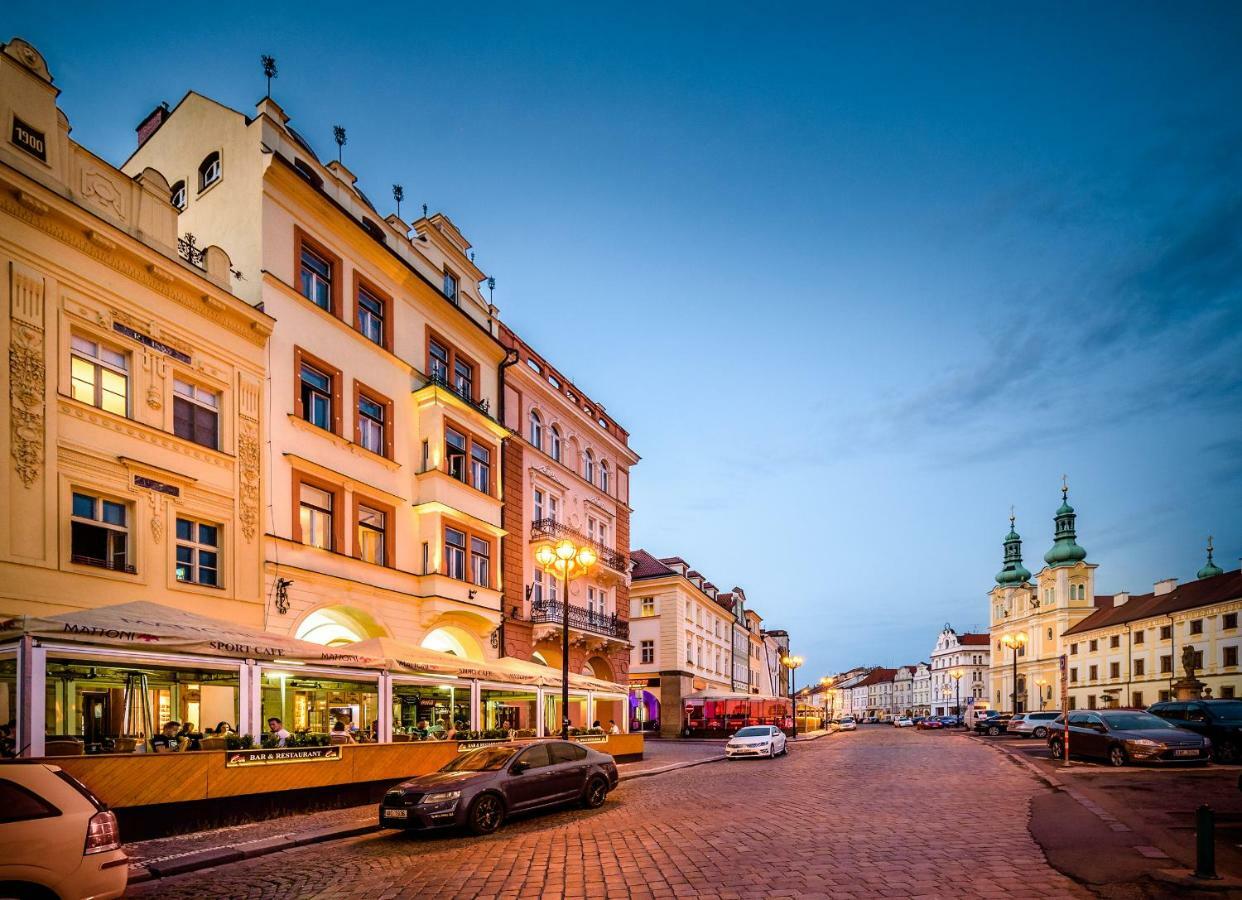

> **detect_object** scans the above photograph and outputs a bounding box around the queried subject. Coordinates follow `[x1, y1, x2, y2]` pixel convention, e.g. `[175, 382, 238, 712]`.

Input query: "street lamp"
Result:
[1000, 633, 1027, 714]
[782, 654, 803, 737]
[820, 676, 834, 727]
[949, 668, 964, 728]
[534, 538, 597, 739]
[1035, 677, 1048, 710]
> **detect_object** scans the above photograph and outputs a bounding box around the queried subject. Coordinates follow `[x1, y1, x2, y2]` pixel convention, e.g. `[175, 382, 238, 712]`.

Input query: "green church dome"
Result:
[1198, 537, 1225, 580]
[1044, 482, 1087, 567]
[995, 513, 1032, 586]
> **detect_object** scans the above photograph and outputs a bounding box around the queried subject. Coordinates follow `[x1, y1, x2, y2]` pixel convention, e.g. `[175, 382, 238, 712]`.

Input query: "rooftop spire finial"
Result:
[261, 55, 277, 99]
[1009, 505, 1015, 529]
[1061, 473, 1068, 500]
[1198, 534, 1224, 580]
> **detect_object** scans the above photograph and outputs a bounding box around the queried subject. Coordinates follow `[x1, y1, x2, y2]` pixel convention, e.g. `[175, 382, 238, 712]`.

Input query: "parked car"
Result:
[1148, 700, 1242, 763]
[380, 739, 619, 834]
[1008, 711, 1062, 739]
[1047, 710, 1211, 767]
[938, 715, 962, 727]
[917, 717, 944, 730]
[975, 714, 1012, 735]
[893, 717, 914, 728]
[838, 717, 858, 731]
[725, 725, 788, 759]
[0, 763, 127, 900]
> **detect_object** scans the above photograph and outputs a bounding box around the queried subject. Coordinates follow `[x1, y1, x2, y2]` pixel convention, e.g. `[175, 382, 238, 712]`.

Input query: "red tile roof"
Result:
[959, 633, 991, 646]
[855, 668, 898, 687]
[1063, 569, 1242, 636]
[629, 549, 675, 580]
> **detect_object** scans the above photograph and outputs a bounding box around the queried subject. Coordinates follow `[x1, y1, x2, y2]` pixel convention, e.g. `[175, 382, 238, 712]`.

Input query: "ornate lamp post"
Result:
[820, 676, 834, 728]
[782, 655, 803, 737]
[1001, 633, 1027, 714]
[534, 538, 597, 739]
[1035, 677, 1049, 710]
[949, 668, 964, 727]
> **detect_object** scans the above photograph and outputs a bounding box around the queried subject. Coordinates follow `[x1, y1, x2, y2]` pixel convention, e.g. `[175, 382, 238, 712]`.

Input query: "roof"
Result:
[959, 633, 991, 646]
[1063, 569, 1242, 636]
[630, 549, 675, 580]
[855, 668, 898, 687]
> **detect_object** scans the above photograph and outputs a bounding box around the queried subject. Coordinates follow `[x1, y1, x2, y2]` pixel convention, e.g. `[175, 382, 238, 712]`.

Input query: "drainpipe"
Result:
[1125, 623, 1132, 707]
[496, 347, 520, 658]
[1168, 612, 1176, 697]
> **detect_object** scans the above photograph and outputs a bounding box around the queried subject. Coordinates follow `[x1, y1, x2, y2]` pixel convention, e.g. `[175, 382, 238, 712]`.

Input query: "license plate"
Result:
[1175, 749, 1199, 757]
[383, 808, 408, 818]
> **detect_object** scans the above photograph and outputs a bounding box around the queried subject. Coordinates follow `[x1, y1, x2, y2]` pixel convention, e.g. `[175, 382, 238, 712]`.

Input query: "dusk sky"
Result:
[11, 3, 1241, 677]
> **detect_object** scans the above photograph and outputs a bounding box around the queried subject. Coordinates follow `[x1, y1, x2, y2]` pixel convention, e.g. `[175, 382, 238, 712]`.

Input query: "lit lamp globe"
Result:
[577, 545, 597, 571]
[554, 539, 576, 561]
[535, 543, 556, 569]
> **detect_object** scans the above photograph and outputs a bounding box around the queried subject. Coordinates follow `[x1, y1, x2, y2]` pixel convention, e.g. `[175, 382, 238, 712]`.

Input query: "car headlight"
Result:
[421, 790, 462, 804]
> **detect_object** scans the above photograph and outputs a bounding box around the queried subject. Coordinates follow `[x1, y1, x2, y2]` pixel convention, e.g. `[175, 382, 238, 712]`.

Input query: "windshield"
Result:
[841, 717, 855, 723]
[1103, 713, 1175, 731]
[735, 727, 771, 737]
[439, 746, 516, 772]
[1207, 702, 1242, 720]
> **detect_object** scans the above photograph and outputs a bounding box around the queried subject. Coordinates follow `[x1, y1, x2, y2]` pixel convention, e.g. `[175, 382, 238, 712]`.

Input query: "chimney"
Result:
[136, 102, 170, 148]
[1154, 578, 1178, 595]
[1113, 592, 1130, 606]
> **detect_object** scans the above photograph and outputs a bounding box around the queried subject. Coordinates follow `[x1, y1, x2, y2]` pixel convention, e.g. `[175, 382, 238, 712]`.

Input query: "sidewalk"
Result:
[124, 736, 756, 883]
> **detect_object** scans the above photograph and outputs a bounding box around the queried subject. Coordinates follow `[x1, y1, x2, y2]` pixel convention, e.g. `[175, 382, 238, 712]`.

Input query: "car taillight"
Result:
[84, 809, 121, 854]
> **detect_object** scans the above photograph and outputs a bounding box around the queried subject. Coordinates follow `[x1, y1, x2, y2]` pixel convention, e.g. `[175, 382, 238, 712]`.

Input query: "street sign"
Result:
[1059, 654, 1070, 766]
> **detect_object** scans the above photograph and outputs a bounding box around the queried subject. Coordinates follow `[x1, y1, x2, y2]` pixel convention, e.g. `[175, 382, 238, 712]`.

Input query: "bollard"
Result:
[1195, 804, 1219, 880]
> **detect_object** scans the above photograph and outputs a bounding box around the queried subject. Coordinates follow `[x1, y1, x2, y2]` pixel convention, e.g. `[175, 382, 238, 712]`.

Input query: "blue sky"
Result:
[11, 2, 1241, 676]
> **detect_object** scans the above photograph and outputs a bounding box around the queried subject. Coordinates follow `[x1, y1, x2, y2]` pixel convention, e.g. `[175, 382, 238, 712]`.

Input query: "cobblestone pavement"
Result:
[127, 727, 1089, 899]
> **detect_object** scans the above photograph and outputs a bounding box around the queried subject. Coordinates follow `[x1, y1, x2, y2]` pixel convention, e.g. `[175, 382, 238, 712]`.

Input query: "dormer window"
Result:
[293, 158, 324, 189]
[442, 270, 459, 304]
[198, 152, 221, 192]
[170, 180, 186, 211]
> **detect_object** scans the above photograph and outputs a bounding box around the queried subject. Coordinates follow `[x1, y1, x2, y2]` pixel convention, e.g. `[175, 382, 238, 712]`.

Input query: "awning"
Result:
[681, 689, 790, 702]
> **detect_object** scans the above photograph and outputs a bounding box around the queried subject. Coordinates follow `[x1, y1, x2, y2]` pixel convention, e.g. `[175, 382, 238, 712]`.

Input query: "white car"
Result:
[0, 763, 128, 899]
[838, 717, 858, 731]
[893, 716, 915, 728]
[725, 725, 788, 759]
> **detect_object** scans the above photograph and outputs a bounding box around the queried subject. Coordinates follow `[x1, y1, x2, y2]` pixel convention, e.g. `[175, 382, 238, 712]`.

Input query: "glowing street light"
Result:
[1001, 633, 1027, 714]
[782, 654, 804, 737]
[534, 537, 597, 739]
[949, 667, 964, 727]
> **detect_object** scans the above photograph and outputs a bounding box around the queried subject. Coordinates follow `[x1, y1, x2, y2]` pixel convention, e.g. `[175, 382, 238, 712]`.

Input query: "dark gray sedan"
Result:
[1046, 709, 1211, 766]
[379, 739, 619, 834]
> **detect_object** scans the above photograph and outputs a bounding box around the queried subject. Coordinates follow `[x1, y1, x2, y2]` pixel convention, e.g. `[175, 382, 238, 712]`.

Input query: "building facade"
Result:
[125, 89, 511, 660]
[930, 626, 991, 716]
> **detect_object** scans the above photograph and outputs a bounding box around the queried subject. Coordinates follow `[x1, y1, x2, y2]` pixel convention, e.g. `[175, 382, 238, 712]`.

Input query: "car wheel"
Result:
[582, 776, 608, 809]
[1108, 745, 1127, 768]
[1214, 740, 1239, 764]
[1049, 737, 1064, 758]
[0, 883, 59, 900]
[467, 793, 505, 835]
[780, 741, 788, 756]
[1033, 726, 1047, 739]
[987, 725, 1001, 736]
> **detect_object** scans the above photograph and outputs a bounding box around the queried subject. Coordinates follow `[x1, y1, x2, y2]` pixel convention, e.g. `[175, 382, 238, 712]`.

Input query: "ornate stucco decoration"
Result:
[9, 264, 46, 487]
[236, 376, 262, 542]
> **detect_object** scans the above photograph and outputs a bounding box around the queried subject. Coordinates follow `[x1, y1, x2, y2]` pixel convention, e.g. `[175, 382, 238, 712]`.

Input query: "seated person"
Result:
[413, 719, 430, 738]
[608, 719, 621, 735]
[331, 721, 355, 743]
[151, 721, 183, 753]
[177, 721, 202, 751]
[267, 717, 292, 747]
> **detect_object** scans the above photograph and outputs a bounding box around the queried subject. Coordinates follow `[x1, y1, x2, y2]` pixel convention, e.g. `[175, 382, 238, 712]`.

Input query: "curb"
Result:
[619, 754, 726, 780]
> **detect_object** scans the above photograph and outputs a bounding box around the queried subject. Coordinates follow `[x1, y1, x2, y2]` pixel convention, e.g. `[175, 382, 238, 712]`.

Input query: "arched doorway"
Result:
[630, 690, 660, 733]
[295, 607, 385, 646]
[421, 626, 484, 661]
[531, 651, 551, 667]
[581, 655, 615, 682]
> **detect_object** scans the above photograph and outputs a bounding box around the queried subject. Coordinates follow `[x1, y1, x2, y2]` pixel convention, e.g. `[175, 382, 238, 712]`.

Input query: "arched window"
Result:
[198, 152, 221, 191]
[170, 180, 186, 211]
[529, 410, 542, 450]
[550, 426, 561, 462]
[583, 449, 594, 482]
[599, 461, 610, 493]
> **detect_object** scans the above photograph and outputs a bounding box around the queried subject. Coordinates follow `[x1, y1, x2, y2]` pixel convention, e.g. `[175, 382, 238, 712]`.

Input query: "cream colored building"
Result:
[930, 626, 990, 716]
[0, 39, 270, 625]
[124, 88, 509, 660]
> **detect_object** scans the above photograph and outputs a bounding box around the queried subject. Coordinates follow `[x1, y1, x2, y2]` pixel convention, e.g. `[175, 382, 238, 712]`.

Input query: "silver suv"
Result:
[1007, 711, 1062, 739]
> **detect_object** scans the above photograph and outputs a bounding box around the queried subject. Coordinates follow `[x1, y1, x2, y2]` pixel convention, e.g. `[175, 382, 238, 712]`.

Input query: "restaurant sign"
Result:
[456, 739, 507, 752]
[225, 746, 342, 767]
[576, 734, 607, 744]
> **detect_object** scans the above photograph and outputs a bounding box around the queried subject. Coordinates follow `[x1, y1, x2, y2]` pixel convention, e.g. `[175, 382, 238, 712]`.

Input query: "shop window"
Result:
[480, 687, 536, 733]
[70, 335, 128, 416]
[640, 640, 654, 664]
[299, 484, 334, 550]
[395, 682, 471, 734]
[261, 671, 376, 736]
[70, 491, 132, 572]
[170, 180, 186, 211]
[173, 379, 219, 449]
[175, 518, 219, 586]
[356, 284, 386, 347]
[198, 151, 221, 191]
[356, 505, 386, 566]
[444, 527, 466, 580]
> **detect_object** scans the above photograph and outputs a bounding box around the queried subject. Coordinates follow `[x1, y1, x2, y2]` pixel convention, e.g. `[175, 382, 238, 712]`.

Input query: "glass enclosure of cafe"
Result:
[683, 695, 794, 737]
[260, 667, 380, 736]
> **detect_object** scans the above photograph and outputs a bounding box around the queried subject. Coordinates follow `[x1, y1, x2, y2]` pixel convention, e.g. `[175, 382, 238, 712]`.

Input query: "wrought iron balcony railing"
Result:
[425, 370, 491, 416]
[529, 518, 627, 573]
[530, 599, 630, 641]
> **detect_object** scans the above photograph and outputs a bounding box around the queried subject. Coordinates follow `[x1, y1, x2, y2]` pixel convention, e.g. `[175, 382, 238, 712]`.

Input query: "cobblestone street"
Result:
[126, 729, 1086, 899]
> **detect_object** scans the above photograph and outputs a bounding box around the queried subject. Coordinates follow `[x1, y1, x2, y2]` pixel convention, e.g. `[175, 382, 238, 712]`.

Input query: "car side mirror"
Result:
[1092, 723, 1107, 733]
[511, 761, 530, 774]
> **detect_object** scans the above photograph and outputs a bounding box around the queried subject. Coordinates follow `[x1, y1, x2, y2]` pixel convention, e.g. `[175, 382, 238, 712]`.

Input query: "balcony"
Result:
[530, 518, 627, 573]
[424, 371, 491, 417]
[531, 599, 630, 641]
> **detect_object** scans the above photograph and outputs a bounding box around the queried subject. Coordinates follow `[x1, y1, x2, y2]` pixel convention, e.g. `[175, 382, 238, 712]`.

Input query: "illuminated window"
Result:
[357, 286, 384, 345]
[70, 335, 128, 416]
[444, 527, 467, 580]
[357, 505, 386, 566]
[299, 484, 334, 550]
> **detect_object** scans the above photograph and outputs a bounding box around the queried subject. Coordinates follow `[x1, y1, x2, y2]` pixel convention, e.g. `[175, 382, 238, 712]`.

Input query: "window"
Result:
[429, 337, 450, 383]
[1134, 658, 1145, 676]
[1070, 667, 1078, 683]
[1227, 614, 1239, 630]
[532, 569, 544, 604]
[356, 284, 385, 347]
[427, 333, 476, 403]
[1158, 690, 1171, 702]
[640, 640, 654, 664]
[1109, 662, 1120, 679]
[444, 527, 467, 580]
[640, 597, 655, 617]
[548, 495, 560, 522]
[1192, 650, 1204, 669]
[170, 180, 186, 210]
[1070, 643, 1078, 655]
[454, 357, 474, 402]
[300, 245, 332, 311]
[173, 379, 219, 449]
[70, 335, 128, 416]
[583, 450, 595, 483]
[600, 462, 610, 494]
[71, 491, 131, 572]
[1088, 665, 1098, 681]
[175, 518, 219, 586]
[443, 270, 458, 303]
[444, 425, 493, 495]
[1087, 695, 1097, 710]
[470, 442, 491, 494]
[1226, 647, 1239, 668]
[0, 779, 59, 824]
[1110, 635, 1120, 649]
[1088, 640, 1098, 652]
[550, 426, 562, 463]
[471, 536, 491, 587]
[1160, 625, 1172, 640]
[356, 392, 386, 456]
[293, 158, 324, 188]
[1134, 630, 1145, 645]
[1131, 692, 1143, 707]
[1191, 619, 1204, 635]
[1047, 627, 1053, 640]
[1068, 696, 1078, 710]
[299, 484, 334, 550]
[1160, 654, 1173, 674]
[198, 152, 221, 191]
[533, 489, 544, 521]
[1224, 686, 1237, 700]
[300, 362, 333, 430]
[356, 505, 386, 566]
[529, 411, 543, 450]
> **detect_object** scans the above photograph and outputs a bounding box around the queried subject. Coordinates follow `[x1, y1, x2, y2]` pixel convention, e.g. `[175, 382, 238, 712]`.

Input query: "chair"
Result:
[44, 739, 85, 757]
[392, 733, 411, 742]
[113, 737, 138, 753]
[328, 733, 352, 745]
[199, 736, 227, 751]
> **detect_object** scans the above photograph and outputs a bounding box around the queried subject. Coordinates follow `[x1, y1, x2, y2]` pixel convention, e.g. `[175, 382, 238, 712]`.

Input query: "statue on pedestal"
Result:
[1173, 644, 1207, 700]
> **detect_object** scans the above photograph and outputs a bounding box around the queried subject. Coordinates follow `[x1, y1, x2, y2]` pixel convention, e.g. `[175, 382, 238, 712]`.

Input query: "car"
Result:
[917, 717, 944, 730]
[1007, 711, 1063, 739]
[1047, 709, 1211, 767]
[837, 717, 858, 731]
[725, 725, 788, 759]
[893, 717, 914, 728]
[1147, 700, 1242, 763]
[975, 714, 1012, 736]
[0, 763, 128, 900]
[379, 739, 619, 835]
